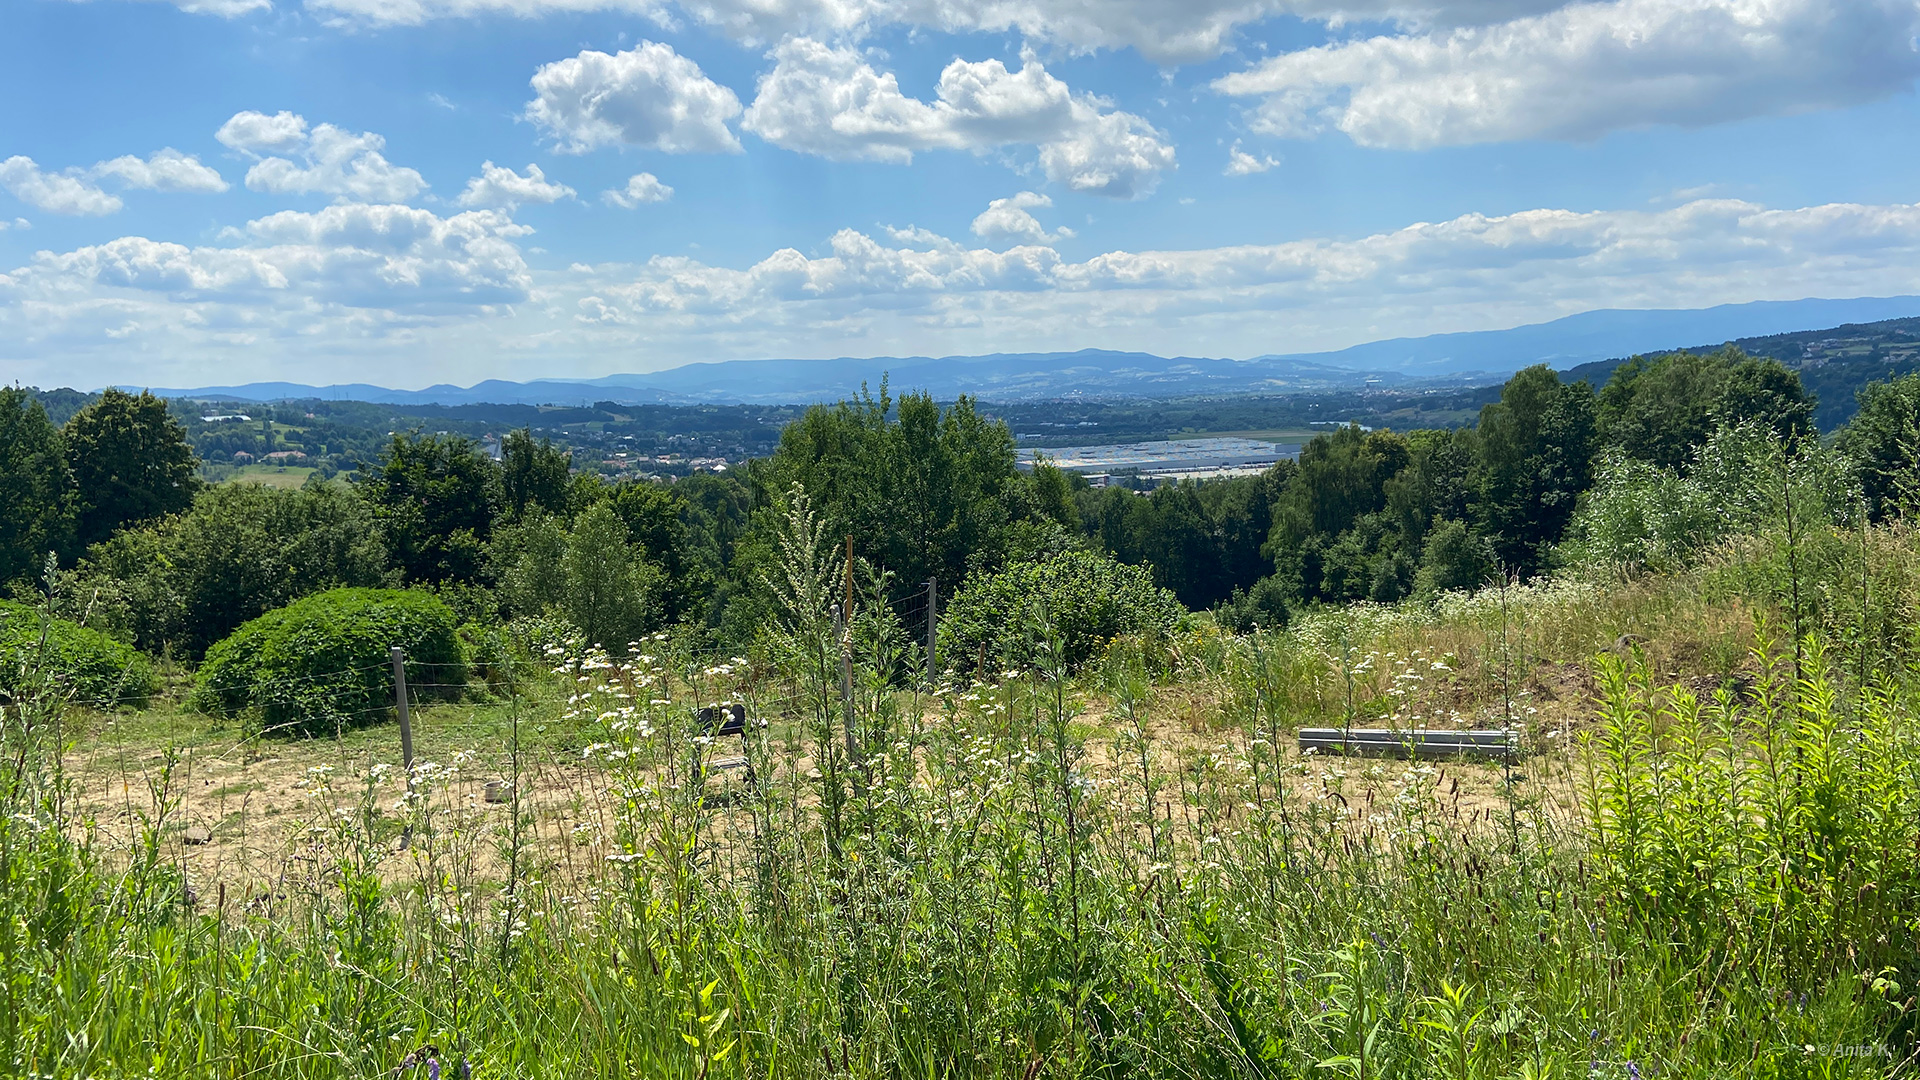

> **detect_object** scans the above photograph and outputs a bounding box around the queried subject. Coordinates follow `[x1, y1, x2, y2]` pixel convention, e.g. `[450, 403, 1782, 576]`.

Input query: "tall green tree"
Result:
[356, 433, 500, 584]
[491, 513, 571, 623]
[63, 389, 199, 547]
[0, 388, 76, 586]
[1720, 355, 1816, 444]
[1267, 425, 1412, 603]
[1837, 372, 1920, 521]
[1597, 347, 1812, 469]
[753, 388, 1024, 594]
[500, 428, 573, 522]
[608, 481, 710, 625]
[1475, 365, 1596, 575]
[561, 502, 660, 652]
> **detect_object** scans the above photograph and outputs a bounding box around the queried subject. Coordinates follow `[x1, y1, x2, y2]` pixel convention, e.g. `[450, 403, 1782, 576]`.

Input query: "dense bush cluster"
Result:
[937, 548, 1185, 671]
[193, 588, 465, 735]
[0, 601, 157, 709]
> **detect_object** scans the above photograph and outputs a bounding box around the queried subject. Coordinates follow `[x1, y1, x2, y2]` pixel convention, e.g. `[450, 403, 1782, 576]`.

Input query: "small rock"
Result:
[183, 825, 213, 846]
[484, 780, 515, 804]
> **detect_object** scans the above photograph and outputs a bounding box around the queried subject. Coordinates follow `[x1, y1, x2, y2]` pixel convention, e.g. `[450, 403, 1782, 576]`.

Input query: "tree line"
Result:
[8, 344, 1920, 666]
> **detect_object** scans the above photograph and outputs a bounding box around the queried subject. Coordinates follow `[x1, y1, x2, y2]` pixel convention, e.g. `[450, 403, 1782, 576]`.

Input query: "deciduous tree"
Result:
[64, 389, 199, 547]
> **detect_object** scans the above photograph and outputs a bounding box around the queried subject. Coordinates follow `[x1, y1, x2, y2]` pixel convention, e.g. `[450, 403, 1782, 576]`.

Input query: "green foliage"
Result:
[1268, 425, 1414, 604]
[1565, 423, 1856, 574]
[493, 505, 663, 652]
[491, 513, 570, 622]
[1414, 517, 1496, 596]
[1081, 469, 1283, 610]
[77, 481, 390, 657]
[1474, 365, 1596, 575]
[62, 388, 199, 548]
[193, 587, 465, 736]
[0, 389, 75, 587]
[0, 600, 156, 709]
[938, 548, 1184, 671]
[1836, 371, 1920, 520]
[499, 428, 573, 522]
[1257, 366, 1591, 608]
[561, 502, 661, 652]
[754, 388, 1031, 597]
[608, 481, 710, 625]
[1598, 347, 1813, 469]
[1214, 573, 1291, 631]
[1589, 639, 1920, 973]
[356, 433, 500, 585]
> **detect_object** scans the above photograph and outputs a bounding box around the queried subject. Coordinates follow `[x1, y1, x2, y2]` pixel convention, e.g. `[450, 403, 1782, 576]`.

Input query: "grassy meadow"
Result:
[5, 506, 1919, 1080]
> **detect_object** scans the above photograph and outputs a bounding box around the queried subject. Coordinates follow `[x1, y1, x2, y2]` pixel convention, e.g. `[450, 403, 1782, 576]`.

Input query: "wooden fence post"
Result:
[925, 577, 938, 686]
[392, 646, 413, 773]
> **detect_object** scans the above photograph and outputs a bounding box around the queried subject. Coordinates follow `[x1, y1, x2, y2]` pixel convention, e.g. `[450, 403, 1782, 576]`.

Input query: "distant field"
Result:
[221, 464, 314, 489]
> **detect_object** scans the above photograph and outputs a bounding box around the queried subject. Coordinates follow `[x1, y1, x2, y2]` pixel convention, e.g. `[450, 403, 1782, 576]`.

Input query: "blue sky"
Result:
[3, 0, 1920, 389]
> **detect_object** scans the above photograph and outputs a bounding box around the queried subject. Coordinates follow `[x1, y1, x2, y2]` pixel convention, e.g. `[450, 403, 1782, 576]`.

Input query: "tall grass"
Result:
[6, 502, 1920, 1077]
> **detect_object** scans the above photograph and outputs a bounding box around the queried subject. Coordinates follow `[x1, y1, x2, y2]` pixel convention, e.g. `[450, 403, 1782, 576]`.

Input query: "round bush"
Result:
[0, 601, 157, 710]
[938, 550, 1185, 674]
[193, 588, 466, 736]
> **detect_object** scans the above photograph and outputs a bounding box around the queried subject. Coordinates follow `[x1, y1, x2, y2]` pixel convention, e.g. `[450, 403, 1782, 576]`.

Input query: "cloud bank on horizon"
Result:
[3, 0, 1918, 388]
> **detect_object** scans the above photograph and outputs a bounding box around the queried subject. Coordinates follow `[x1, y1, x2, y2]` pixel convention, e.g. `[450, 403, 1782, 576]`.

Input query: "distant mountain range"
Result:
[139, 295, 1920, 406]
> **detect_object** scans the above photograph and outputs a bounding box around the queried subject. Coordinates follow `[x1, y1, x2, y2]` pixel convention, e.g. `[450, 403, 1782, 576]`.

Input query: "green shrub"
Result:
[1214, 575, 1291, 632]
[938, 549, 1184, 673]
[193, 588, 465, 736]
[0, 600, 157, 709]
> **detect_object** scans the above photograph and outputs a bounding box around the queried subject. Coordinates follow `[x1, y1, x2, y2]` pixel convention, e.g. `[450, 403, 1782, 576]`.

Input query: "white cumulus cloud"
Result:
[603, 172, 675, 207]
[970, 192, 1074, 244]
[0, 157, 123, 216]
[2, 203, 532, 360]
[1215, 0, 1920, 149]
[0, 150, 232, 215]
[216, 110, 429, 202]
[215, 110, 310, 154]
[93, 149, 230, 193]
[742, 40, 1175, 198]
[526, 43, 744, 154]
[300, 0, 1579, 64]
[457, 162, 577, 209]
[536, 195, 1920, 365]
[14, 193, 1920, 387]
[1224, 142, 1279, 175]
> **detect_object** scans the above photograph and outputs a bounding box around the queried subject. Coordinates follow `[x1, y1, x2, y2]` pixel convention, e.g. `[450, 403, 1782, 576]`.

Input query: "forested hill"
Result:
[1562, 315, 1920, 429]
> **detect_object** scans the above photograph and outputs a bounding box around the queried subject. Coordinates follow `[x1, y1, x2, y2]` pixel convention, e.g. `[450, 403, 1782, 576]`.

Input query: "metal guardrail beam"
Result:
[1297, 728, 1519, 761]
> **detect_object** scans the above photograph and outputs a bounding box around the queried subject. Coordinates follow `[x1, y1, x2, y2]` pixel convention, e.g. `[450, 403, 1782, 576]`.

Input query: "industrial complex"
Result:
[1016, 437, 1299, 487]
